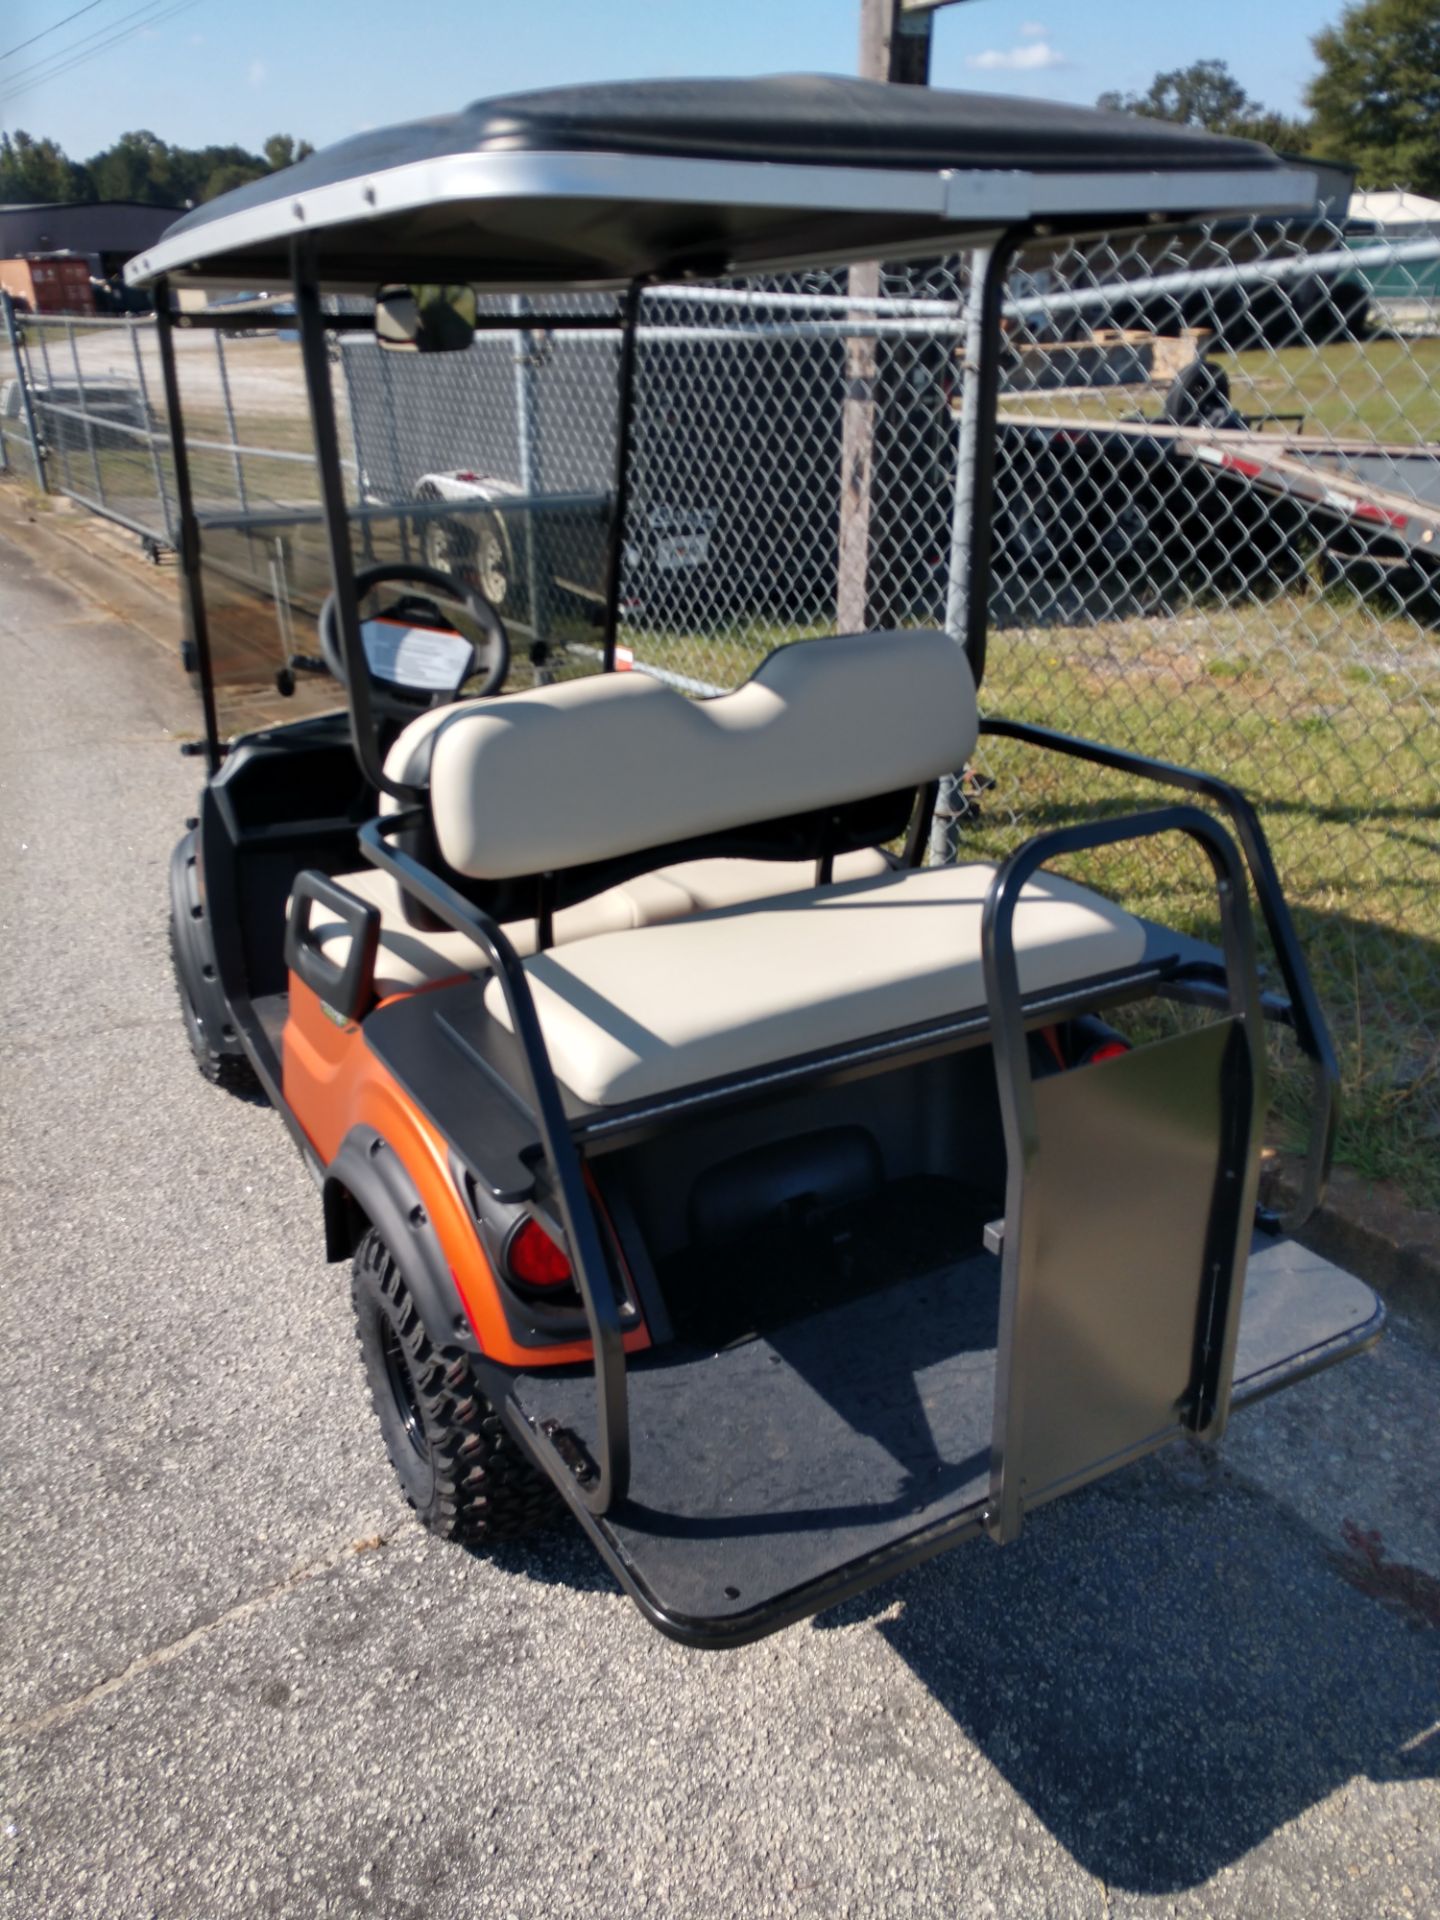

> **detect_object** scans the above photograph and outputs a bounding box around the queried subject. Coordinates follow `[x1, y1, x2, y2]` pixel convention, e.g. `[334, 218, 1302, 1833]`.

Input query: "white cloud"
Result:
[248, 57, 267, 88]
[1020, 20, 1047, 35]
[966, 39, 1070, 72]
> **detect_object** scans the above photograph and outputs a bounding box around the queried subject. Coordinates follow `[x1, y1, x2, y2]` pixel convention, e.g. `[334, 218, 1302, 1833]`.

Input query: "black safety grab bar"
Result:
[357, 810, 630, 1516]
[980, 715, 1338, 1230]
[982, 804, 1264, 1150]
[286, 871, 381, 1023]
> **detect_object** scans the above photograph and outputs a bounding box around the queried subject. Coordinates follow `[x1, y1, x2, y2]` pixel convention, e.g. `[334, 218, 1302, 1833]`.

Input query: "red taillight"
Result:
[507, 1217, 573, 1288]
[1353, 500, 1408, 530]
[1084, 1040, 1130, 1065]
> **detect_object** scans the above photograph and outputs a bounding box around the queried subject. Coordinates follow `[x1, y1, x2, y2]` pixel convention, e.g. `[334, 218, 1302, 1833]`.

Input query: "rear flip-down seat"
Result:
[484, 862, 1147, 1106]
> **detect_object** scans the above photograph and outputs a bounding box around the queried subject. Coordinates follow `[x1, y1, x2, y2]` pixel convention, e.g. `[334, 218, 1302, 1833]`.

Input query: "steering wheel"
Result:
[318, 562, 510, 700]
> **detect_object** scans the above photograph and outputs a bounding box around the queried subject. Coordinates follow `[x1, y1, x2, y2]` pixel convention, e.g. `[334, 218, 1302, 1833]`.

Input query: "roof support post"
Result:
[512, 294, 553, 676]
[292, 243, 409, 799]
[601, 279, 643, 672]
[931, 237, 1013, 863]
[154, 281, 223, 773]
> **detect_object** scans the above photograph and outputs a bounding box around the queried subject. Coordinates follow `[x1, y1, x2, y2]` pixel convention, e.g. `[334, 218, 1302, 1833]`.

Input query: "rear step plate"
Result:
[506, 1233, 1382, 1647]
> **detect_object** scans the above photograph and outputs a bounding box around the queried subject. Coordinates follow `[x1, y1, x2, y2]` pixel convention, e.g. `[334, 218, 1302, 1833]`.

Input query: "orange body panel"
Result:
[282, 974, 649, 1370]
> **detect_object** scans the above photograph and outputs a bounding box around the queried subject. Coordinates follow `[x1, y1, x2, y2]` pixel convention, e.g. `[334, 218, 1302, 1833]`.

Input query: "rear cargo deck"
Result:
[508, 1233, 1382, 1645]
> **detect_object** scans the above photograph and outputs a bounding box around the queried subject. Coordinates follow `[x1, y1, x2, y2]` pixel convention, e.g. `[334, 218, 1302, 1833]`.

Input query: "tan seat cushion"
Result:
[385, 629, 977, 880]
[484, 864, 1147, 1108]
[307, 849, 893, 1000]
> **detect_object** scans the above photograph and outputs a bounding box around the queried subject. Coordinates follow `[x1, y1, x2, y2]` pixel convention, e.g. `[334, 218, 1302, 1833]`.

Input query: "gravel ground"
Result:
[25, 321, 315, 422]
[0, 523, 1436, 1920]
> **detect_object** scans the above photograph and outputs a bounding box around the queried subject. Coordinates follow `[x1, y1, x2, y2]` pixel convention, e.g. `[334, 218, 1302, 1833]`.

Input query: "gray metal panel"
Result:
[993, 1020, 1244, 1523]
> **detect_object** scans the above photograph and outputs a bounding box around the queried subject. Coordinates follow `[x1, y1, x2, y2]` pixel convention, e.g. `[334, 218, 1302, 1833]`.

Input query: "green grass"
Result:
[623, 594, 1440, 1208]
[1000, 337, 1440, 448]
[972, 610, 1440, 1206]
[1226, 338, 1440, 445]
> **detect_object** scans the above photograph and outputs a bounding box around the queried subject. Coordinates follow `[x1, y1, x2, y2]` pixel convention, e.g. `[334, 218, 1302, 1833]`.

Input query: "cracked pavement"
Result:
[0, 519, 1437, 1919]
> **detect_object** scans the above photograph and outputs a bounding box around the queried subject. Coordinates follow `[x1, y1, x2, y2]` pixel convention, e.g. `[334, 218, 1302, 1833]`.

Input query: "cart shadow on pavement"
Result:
[471, 1525, 624, 1600]
[815, 1439, 1439, 1896]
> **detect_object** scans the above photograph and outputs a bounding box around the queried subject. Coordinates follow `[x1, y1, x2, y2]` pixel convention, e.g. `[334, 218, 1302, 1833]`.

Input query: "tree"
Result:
[86, 130, 176, 204]
[1306, 0, 1440, 193]
[201, 161, 268, 201]
[262, 134, 314, 173]
[0, 131, 87, 202]
[1097, 58, 1312, 150]
[0, 128, 314, 209]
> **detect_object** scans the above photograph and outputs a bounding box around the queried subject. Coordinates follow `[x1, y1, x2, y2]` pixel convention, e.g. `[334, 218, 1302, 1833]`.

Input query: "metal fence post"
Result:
[31, 319, 70, 493]
[3, 293, 47, 491]
[128, 315, 172, 541]
[335, 337, 375, 564]
[65, 316, 107, 509]
[378, 347, 409, 562]
[212, 329, 248, 514]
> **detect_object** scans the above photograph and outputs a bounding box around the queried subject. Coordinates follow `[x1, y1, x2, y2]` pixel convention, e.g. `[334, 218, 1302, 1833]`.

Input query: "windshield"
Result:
[181, 294, 629, 745]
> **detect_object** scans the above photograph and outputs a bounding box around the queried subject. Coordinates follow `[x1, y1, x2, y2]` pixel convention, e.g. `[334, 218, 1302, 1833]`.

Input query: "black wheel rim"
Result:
[380, 1320, 429, 1461]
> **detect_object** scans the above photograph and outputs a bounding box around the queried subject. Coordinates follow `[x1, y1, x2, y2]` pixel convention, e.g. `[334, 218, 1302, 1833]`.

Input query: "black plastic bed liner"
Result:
[506, 1233, 1382, 1646]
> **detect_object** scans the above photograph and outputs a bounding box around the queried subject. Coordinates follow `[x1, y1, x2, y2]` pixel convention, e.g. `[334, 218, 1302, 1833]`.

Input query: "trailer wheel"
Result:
[417, 496, 511, 609]
[351, 1228, 558, 1544]
[168, 913, 260, 1096]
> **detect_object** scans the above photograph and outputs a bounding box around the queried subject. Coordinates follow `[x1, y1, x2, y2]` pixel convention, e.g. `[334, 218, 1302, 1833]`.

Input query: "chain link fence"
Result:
[1, 198, 1436, 1196]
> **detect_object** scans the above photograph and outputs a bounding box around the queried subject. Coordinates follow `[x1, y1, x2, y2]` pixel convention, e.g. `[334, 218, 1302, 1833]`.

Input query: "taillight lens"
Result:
[506, 1216, 574, 1289]
[1082, 1040, 1130, 1065]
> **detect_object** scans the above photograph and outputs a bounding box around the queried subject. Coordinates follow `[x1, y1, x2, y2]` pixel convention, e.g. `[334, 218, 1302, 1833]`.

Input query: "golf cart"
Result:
[130, 76, 1383, 1648]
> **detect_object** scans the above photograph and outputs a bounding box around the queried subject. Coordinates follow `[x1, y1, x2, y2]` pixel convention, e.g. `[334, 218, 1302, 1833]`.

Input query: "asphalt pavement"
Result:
[1, 520, 1436, 1920]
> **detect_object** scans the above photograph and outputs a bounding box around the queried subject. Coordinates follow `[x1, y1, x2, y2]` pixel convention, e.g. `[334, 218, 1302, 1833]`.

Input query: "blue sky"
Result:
[2, 0, 1341, 158]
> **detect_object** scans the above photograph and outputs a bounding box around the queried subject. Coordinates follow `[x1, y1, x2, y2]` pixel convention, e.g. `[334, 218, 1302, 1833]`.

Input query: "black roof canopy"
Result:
[126, 74, 1315, 291]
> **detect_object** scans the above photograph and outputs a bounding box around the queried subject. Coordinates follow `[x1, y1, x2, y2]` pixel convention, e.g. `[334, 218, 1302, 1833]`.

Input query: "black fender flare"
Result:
[323, 1125, 479, 1354]
[168, 826, 243, 1058]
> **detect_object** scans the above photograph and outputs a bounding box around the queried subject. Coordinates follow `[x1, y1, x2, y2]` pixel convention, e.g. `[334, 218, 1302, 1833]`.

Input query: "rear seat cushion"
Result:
[309, 849, 893, 999]
[483, 864, 1148, 1108]
[397, 629, 977, 880]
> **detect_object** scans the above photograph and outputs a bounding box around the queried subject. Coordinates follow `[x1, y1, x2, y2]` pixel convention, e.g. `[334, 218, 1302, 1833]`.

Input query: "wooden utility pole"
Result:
[837, 0, 936, 632]
[841, 0, 987, 632]
[858, 0, 936, 84]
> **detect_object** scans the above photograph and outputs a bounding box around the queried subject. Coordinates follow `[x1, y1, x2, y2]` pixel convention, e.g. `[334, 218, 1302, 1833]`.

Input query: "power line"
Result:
[0, 0, 111, 65]
[0, 0, 204, 110]
[3, 0, 189, 91]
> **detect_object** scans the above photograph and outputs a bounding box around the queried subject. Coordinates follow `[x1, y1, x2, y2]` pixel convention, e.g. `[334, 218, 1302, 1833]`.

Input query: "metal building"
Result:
[0, 201, 181, 278]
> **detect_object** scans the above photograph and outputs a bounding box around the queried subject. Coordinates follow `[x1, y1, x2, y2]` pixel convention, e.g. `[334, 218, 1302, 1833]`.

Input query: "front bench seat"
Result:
[484, 863, 1148, 1108]
[307, 627, 977, 995]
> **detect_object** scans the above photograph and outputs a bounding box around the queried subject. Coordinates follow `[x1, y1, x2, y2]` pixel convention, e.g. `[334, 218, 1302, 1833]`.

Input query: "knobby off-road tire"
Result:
[351, 1228, 558, 1544]
[168, 914, 260, 1096]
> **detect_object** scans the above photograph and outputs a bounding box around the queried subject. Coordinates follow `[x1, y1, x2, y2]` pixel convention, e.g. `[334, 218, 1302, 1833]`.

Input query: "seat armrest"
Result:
[285, 871, 380, 1021]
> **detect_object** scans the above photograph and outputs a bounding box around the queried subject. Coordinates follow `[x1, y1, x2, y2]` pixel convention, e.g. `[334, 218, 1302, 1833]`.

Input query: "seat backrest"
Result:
[391, 629, 977, 883]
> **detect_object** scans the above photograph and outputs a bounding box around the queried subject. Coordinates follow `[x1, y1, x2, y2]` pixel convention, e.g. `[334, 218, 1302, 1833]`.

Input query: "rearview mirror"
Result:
[375, 283, 476, 354]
